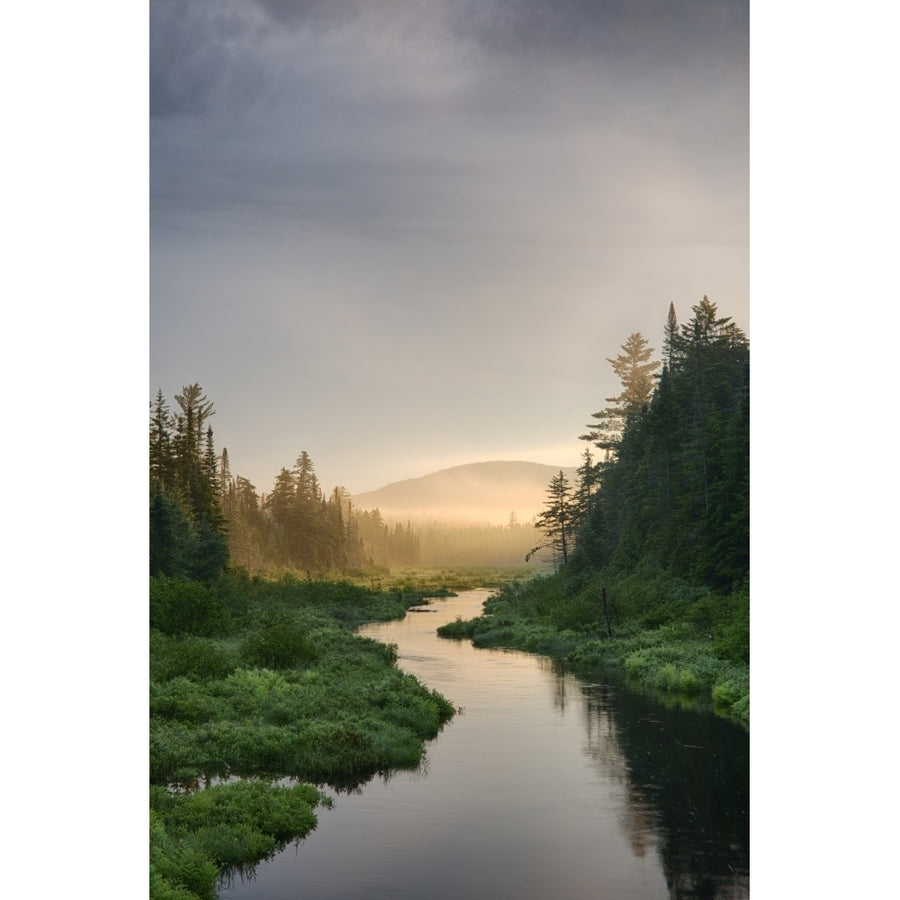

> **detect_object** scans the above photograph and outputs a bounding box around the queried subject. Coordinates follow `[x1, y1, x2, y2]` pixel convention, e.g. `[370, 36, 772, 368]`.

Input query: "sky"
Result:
[149, 0, 749, 497]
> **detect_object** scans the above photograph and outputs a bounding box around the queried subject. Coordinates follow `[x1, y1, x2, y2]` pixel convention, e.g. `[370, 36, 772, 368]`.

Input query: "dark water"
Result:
[220, 590, 749, 899]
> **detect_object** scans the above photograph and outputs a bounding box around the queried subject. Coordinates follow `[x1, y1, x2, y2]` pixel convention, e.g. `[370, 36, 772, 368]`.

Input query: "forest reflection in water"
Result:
[221, 590, 748, 900]
[568, 674, 749, 899]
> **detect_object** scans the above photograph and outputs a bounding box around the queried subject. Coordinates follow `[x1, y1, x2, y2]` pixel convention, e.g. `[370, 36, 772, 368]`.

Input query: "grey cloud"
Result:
[152, 0, 748, 118]
[150, 0, 275, 116]
[447, 0, 748, 61]
[246, 0, 749, 57]
[151, 0, 461, 121]
[252, 0, 369, 29]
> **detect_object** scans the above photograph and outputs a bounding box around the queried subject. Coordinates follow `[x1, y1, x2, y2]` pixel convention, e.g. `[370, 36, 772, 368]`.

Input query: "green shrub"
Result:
[369, 723, 423, 769]
[677, 668, 700, 693]
[436, 616, 482, 639]
[151, 634, 237, 682]
[688, 594, 717, 633]
[712, 675, 750, 725]
[712, 679, 744, 707]
[692, 585, 749, 664]
[240, 622, 318, 669]
[151, 577, 223, 637]
[153, 780, 320, 840]
[731, 693, 750, 723]
[187, 823, 275, 868]
[550, 594, 601, 631]
[712, 611, 749, 664]
[151, 678, 218, 723]
[150, 809, 218, 900]
[150, 782, 323, 898]
[565, 639, 608, 669]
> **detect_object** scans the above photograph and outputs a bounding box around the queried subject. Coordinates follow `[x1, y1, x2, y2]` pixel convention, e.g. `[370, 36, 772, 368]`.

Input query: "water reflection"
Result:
[577, 682, 750, 898]
[220, 590, 748, 900]
[537, 657, 749, 898]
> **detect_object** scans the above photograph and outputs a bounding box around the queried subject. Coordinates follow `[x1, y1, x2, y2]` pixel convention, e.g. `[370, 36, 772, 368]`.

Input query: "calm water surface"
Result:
[220, 590, 749, 899]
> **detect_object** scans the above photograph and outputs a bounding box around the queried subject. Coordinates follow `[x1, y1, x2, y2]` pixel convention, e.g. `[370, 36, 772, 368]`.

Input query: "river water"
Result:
[220, 589, 749, 899]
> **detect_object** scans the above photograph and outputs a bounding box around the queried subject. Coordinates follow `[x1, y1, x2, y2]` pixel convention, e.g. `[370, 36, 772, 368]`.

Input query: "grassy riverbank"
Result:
[150, 571, 461, 900]
[438, 568, 749, 726]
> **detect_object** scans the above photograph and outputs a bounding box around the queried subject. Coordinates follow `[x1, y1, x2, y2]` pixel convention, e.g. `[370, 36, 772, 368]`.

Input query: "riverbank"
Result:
[437, 568, 749, 726]
[222, 587, 749, 898]
[150, 571, 463, 900]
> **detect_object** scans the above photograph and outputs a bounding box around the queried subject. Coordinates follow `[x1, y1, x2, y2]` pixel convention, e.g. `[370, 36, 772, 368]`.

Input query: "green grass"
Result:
[150, 562, 748, 900]
[150, 621, 455, 785]
[150, 781, 326, 899]
[343, 565, 533, 596]
[436, 567, 749, 726]
[150, 571, 460, 899]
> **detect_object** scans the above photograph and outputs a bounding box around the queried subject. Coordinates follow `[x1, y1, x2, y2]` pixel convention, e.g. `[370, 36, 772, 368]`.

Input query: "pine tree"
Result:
[150, 383, 228, 580]
[572, 446, 600, 533]
[169, 385, 223, 531]
[218, 448, 234, 521]
[343, 496, 364, 569]
[574, 298, 749, 588]
[149, 390, 175, 489]
[150, 481, 192, 576]
[581, 332, 660, 461]
[322, 487, 349, 571]
[174, 383, 215, 460]
[663, 302, 679, 371]
[227, 476, 267, 572]
[292, 451, 323, 569]
[528, 470, 575, 569]
[263, 467, 296, 563]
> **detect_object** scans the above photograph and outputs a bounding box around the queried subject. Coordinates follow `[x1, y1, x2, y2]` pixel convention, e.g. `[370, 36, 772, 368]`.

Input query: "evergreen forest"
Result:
[442, 296, 749, 723]
[151, 387, 539, 578]
[530, 295, 748, 590]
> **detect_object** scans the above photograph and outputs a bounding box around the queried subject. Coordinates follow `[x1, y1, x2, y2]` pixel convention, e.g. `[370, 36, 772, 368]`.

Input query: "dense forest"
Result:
[150, 390, 540, 576]
[442, 296, 749, 722]
[149, 389, 382, 578]
[529, 295, 748, 591]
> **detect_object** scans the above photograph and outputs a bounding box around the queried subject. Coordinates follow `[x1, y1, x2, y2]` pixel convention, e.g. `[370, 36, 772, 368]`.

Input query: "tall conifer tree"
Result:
[528, 470, 575, 569]
[581, 332, 660, 461]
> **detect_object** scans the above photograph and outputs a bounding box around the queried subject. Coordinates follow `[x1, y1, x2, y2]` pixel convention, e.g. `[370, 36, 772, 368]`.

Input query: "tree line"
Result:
[150, 384, 229, 581]
[151, 296, 746, 584]
[531, 296, 749, 591]
[150, 389, 451, 577]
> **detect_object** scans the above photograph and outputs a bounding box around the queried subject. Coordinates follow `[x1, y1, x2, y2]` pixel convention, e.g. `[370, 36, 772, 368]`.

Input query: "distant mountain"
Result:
[350, 460, 578, 525]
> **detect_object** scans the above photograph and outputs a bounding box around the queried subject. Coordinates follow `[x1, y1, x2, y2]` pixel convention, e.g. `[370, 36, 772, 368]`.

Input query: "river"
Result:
[220, 589, 750, 899]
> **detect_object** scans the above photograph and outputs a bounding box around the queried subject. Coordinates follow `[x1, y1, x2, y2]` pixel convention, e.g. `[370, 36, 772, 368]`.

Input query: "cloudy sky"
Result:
[150, 0, 749, 496]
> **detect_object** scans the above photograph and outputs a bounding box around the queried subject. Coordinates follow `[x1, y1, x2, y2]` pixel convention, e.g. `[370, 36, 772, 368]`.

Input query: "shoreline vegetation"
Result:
[438, 568, 749, 726]
[150, 568, 513, 900]
[150, 563, 747, 900]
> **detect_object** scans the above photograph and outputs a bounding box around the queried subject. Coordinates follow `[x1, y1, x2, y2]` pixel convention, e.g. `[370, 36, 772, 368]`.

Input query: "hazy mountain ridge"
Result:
[350, 460, 578, 525]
